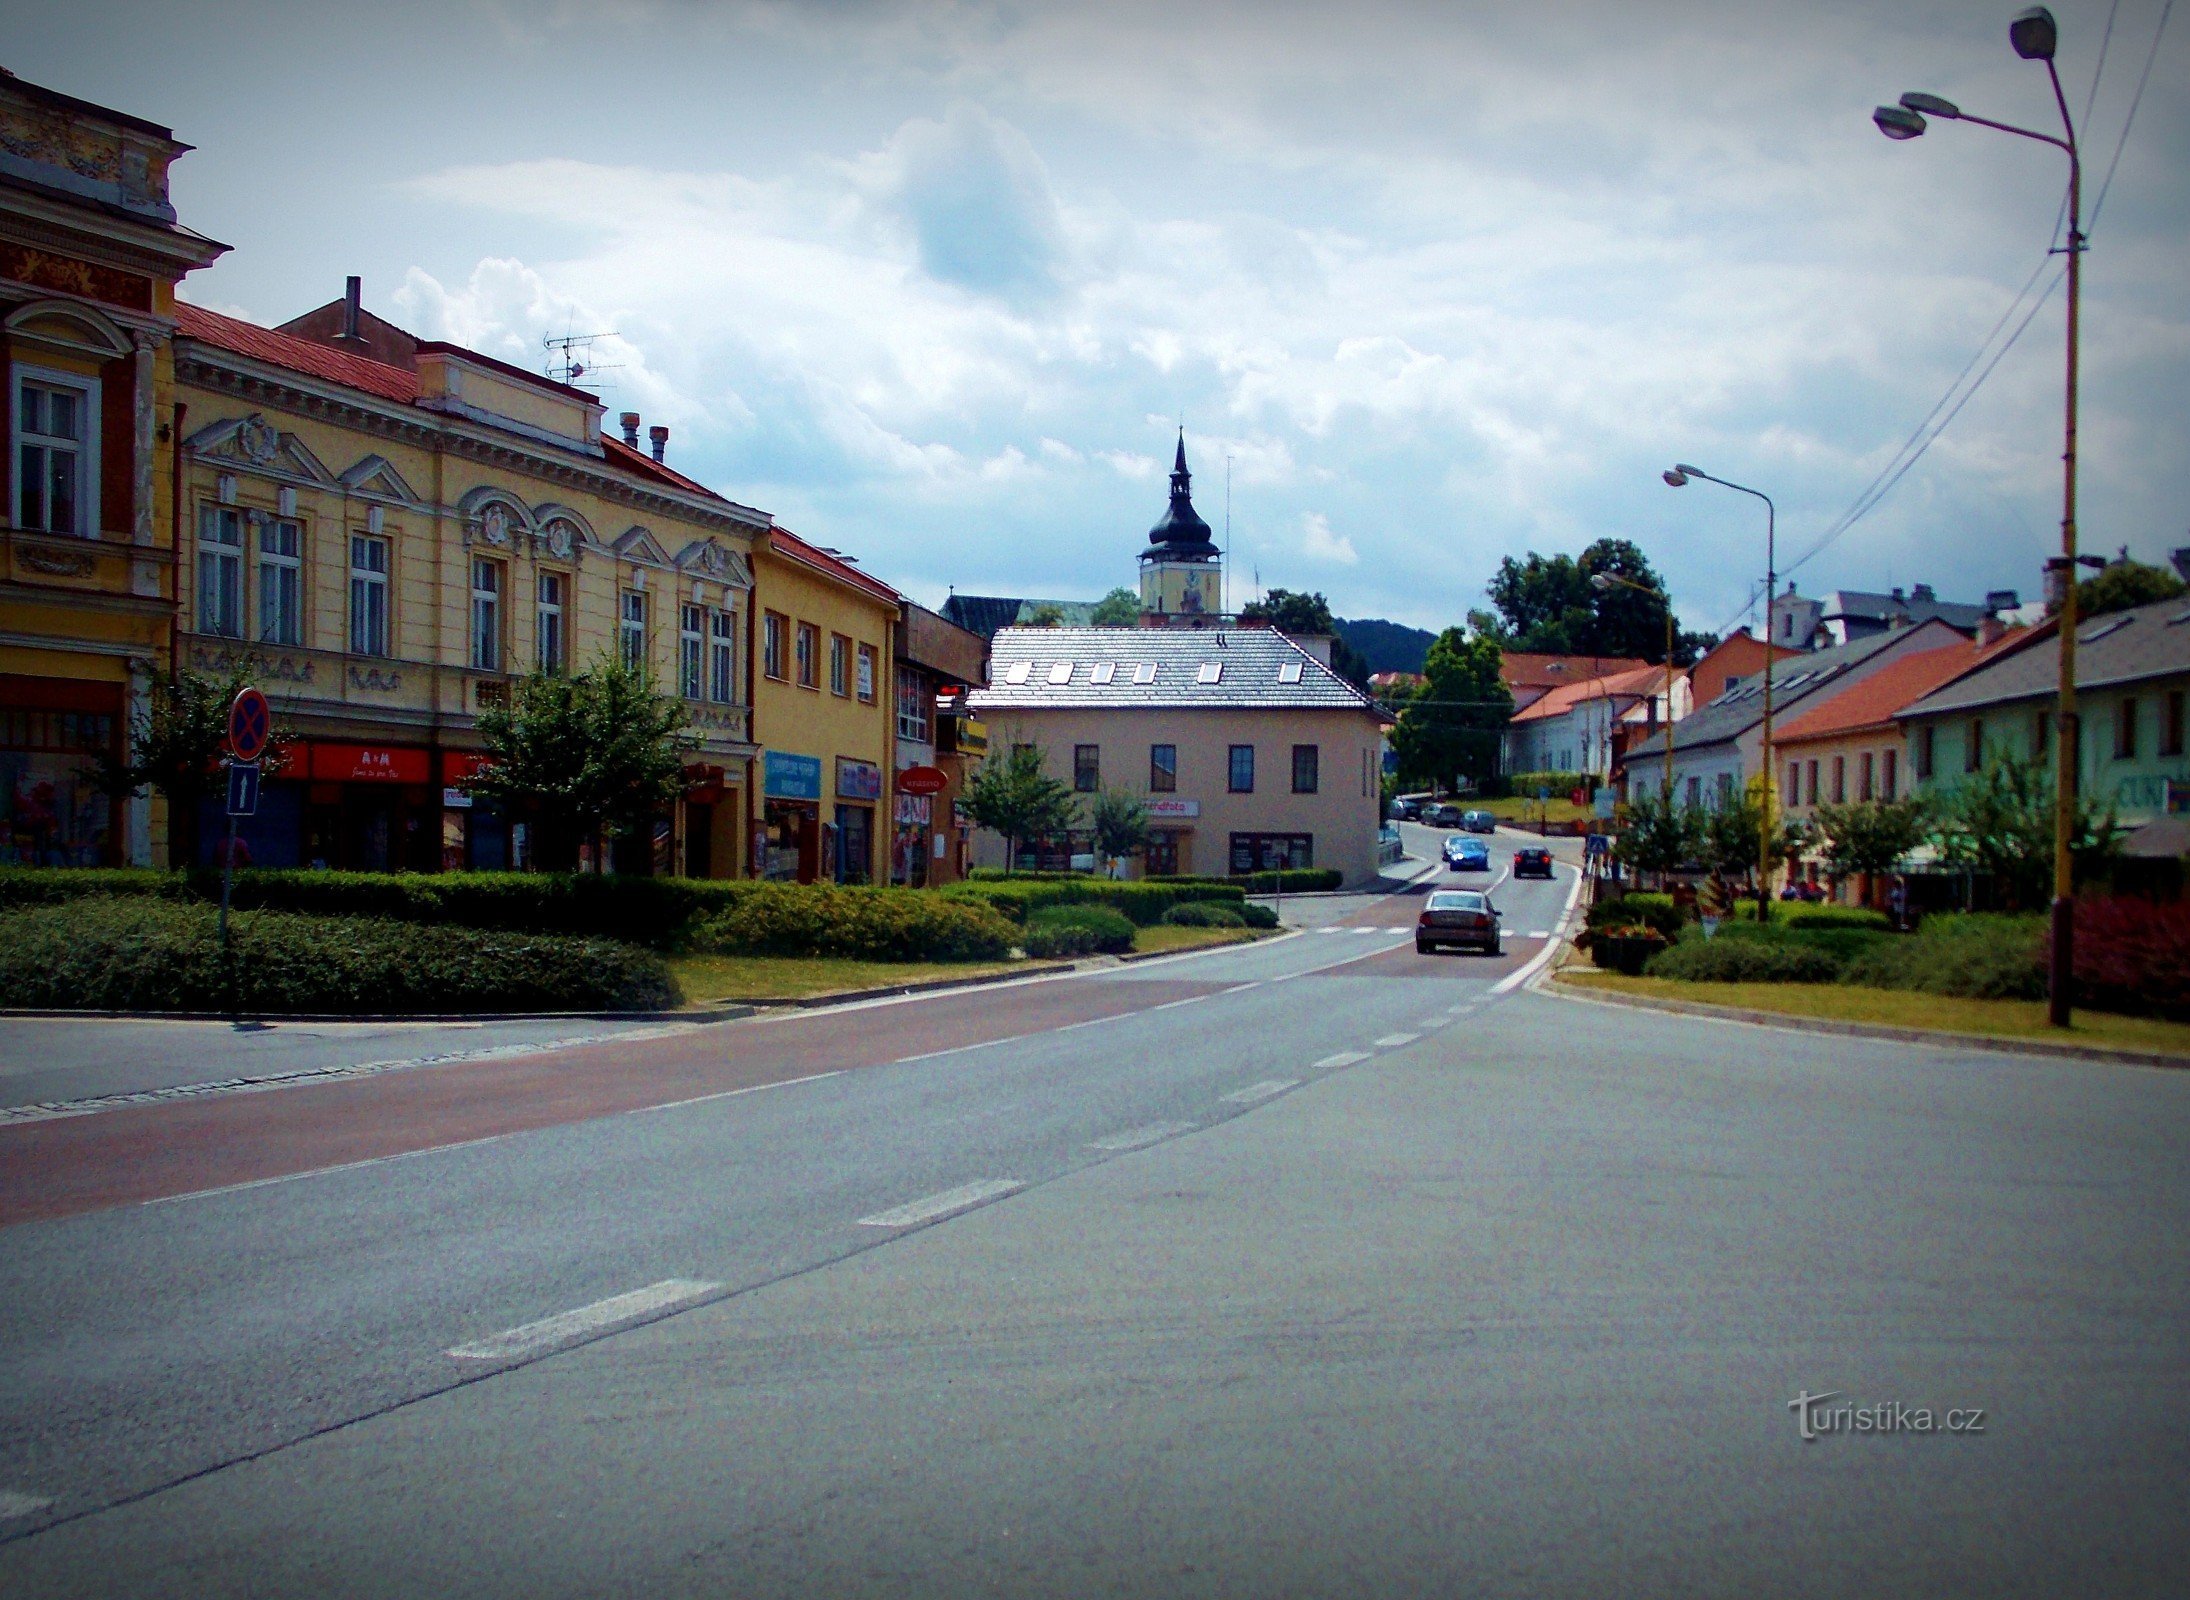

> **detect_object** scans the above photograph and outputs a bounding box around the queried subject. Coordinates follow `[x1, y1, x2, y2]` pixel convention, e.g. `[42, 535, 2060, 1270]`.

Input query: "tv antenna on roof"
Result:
[543, 330, 620, 392]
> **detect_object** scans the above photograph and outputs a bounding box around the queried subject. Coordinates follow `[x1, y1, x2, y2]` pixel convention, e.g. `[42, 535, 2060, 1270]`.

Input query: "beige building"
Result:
[170, 284, 767, 872]
[966, 626, 1391, 885]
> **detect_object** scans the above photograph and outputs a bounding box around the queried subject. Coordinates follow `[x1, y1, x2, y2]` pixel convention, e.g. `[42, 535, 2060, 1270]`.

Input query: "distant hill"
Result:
[1335, 617, 1437, 676]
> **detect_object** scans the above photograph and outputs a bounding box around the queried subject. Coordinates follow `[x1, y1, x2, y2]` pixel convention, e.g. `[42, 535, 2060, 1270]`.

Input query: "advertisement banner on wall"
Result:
[836, 758, 884, 801]
[763, 750, 823, 801]
[895, 793, 932, 825]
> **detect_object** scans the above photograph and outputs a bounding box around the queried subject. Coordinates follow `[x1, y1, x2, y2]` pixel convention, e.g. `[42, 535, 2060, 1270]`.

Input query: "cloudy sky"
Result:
[9, 0, 2184, 634]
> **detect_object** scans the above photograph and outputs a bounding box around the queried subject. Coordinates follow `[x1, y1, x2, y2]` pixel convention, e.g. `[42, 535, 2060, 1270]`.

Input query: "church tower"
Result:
[1138, 432, 1224, 624]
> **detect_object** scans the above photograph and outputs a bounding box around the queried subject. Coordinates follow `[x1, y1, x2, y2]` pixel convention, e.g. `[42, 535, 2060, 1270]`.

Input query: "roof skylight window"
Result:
[2079, 616, 2132, 644]
[1197, 662, 1223, 684]
[1047, 661, 1074, 684]
[1091, 662, 1117, 684]
[1277, 661, 1304, 684]
[1004, 660, 1033, 684]
[1132, 662, 1158, 684]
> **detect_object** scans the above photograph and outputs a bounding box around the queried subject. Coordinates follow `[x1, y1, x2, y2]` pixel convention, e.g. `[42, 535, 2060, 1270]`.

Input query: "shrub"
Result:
[695, 883, 1015, 962]
[1506, 770, 1596, 800]
[1774, 902, 1891, 931]
[1240, 903, 1280, 930]
[0, 897, 677, 1014]
[1645, 933, 1843, 984]
[944, 878, 1244, 926]
[1162, 901, 1248, 929]
[1025, 902, 1136, 954]
[1839, 913, 2044, 1000]
[1709, 919, 1891, 967]
[1586, 892, 1684, 937]
[1022, 922, 1101, 958]
[2060, 896, 2190, 1019]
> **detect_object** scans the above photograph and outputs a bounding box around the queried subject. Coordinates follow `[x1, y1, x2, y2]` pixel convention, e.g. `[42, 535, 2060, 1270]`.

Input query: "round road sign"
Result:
[227, 687, 271, 763]
[896, 765, 948, 797]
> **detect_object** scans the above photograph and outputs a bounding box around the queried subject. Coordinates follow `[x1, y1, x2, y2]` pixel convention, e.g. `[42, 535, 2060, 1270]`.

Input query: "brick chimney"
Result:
[619, 412, 641, 449]
[1977, 614, 2008, 647]
[339, 275, 363, 344]
[648, 424, 669, 464]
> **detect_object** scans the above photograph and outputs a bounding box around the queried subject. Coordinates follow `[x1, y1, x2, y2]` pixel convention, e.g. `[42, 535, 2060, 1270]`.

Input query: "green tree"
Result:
[1089, 787, 1152, 875]
[1487, 538, 1688, 663]
[1025, 603, 1066, 628]
[2055, 556, 2187, 619]
[1089, 587, 1141, 626]
[471, 655, 697, 872]
[1693, 785, 1808, 901]
[1391, 627, 1512, 790]
[84, 665, 271, 870]
[1811, 797, 1928, 887]
[1928, 752, 2116, 908]
[1613, 789, 1700, 884]
[960, 742, 1080, 873]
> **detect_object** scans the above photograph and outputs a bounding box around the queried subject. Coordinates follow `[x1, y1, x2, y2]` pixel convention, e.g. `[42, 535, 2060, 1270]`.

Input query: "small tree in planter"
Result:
[1614, 790, 1698, 889]
[1811, 796, 1928, 906]
[960, 742, 1080, 874]
[1089, 787, 1152, 878]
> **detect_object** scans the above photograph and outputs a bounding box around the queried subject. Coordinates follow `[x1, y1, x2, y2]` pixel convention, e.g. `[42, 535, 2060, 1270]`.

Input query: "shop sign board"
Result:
[442, 750, 495, 787]
[442, 787, 473, 809]
[307, 742, 431, 784]
[763, 750, 823, 802]
[836, 758, 884, 802]
[1146, 797, 1201, 820]
[896, 764, 948, 797]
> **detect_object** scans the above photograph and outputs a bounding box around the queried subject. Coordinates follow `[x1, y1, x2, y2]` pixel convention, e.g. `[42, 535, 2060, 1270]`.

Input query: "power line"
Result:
[2089, 0, 2174, 234]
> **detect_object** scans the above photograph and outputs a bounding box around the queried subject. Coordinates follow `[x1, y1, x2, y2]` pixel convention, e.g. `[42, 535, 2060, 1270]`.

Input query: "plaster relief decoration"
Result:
[348, 665, 404, 693]
[236, 415, 279, 465]
[189, 644, 316, 684]
[542, 519, 577, 561]
[677, 539, 752, 590]
[337, 455, 423, 507]
[18, 545, 97, 577]
[183, 414, 337, 485]
[479, 504, 511, 547]
[614, 526, 674, 568]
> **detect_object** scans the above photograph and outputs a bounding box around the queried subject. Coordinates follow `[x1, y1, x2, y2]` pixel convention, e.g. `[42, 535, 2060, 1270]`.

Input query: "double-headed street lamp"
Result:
[1590, 570, 1678, 806]
[1873, 5, 2085, 1027]
[1663, 464, 1776, 921]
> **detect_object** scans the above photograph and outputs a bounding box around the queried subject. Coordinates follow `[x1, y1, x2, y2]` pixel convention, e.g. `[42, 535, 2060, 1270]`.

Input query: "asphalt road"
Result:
[1, 828, 2183, 1597]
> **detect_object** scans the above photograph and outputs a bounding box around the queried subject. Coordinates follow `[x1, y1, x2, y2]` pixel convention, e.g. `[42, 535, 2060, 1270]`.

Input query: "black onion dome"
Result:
[1145, 433, 1220, 558]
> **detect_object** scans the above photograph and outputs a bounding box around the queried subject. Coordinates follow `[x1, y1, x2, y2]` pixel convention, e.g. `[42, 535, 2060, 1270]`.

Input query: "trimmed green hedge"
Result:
[1240, 902, 1280, 930]
[1586, 892, 1683, 937]
[1026, 903, 1136, 954]
[1147, 869, 1343, 892]
[1840, 914, 2044, 1000]
[1774, 902, 1892, 931]
[1645, 934, 1842, 984]
[694, 883, 1016, 962]
[1161, 901, 1247, 929]
[944, 878, 1244, 927]
[0, 898, 677, 1014]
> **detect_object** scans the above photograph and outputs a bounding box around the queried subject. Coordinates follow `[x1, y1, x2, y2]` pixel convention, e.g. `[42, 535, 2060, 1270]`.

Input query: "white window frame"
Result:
[537, 570, 567, 673]
[197, 504, 244, 638]
[829, 633, 850, 697]
[620, 589, 649, 675]
[12, 364, 100, 537]
[258, 516, 302, 645]
[680, 603, 705, 699]
[709, 608, 736, 704]
[856, 642, 876, 704]
[896, 668, 931, 742]
[349, 533, 390, 657]
[470, 558, 503, 672]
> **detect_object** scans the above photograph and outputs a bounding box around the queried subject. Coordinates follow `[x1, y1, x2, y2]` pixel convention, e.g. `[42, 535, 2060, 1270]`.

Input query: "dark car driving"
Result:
[1514, 846, 1554, 879]
[1417, 889, 1502, 955]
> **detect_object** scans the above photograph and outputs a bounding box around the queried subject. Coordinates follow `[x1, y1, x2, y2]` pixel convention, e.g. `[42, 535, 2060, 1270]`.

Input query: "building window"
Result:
[1882, 749, 1898, 802]
[856, 642, 877, 704]
[1685, 775, 1701, 808]
[2032, 707, 2050, 760]
[2115, 696, 2138, 760]
[196, 505, 244, 638]
[1150, 744, 1177, 793]
[1230, 832, 1313, 872]
[1785, 759, 1800, 807]
[470, 559, 503, 672]
[897, 669, 931, 742]
[1074, 744, 1100, 792]
[1830, 755, 1845, 804]
[2163, 691, 2185, 758]
[1228, 744, 1254, 793]
[1717, 772, 1734, 806]
[763, 611, 788, 681]
[257, 518, 302, 645]
[1805, 760, 1818, 806]
[1964, 717, 1984, 773]
[620, 590, 648, 674]
[679, 604, 704, 698]
[1292, 743, 1319, 794]
[13, 370, 98, 536]
[349, 534, 390, 657]
[1914, 725, 1935, 781]
[829, 634, 850, 696]
[796, 622, 820, 688]
[536, 569, 565, 673]
[1858, 751, 1874, 802]
[710, 609, 736, 703]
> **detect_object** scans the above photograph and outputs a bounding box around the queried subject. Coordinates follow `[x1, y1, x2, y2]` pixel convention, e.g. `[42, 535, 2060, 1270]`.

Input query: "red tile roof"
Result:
[175, 301, 421, 405]
[1501, 651, 1650, 689]
[1510, 662, 1670, 724]
[768, 526, 903, 607]
[1774, 631, 2037, 745]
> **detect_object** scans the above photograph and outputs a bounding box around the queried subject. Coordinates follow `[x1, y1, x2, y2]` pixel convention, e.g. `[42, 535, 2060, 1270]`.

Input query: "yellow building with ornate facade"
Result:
[169, 286, 766, 874]
[1, 72, 225, 867]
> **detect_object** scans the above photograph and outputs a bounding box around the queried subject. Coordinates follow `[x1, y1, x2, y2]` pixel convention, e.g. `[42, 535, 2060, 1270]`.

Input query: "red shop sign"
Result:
[308, 742, 432, 784]
[442, 750, 496, 786]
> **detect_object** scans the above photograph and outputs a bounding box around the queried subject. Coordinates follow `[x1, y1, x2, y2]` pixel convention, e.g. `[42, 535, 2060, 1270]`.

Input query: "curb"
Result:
[710, 962, 1077, 1010]
[1540, 973, 2189, 1071]
[0, 1005, 757, 1026]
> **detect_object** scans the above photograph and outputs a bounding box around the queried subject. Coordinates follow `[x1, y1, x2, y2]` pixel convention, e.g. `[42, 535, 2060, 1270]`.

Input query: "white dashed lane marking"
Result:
[0, 1489, 54, 1519]
[857, 1179, 1024, 1228]
[1374, 1033, 1420, 1049]
[1314, 1050, 1371, 1068]
[1221, 1079, 1300, 1105]
[1088, 1122, 1199, 1152]
[446, 1278, 723, 1362]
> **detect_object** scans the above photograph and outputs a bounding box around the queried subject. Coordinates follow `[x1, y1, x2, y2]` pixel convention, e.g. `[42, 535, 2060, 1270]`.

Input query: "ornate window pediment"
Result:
[614, 525, 674, 568]
[183, 413, 336, 484]
[675, 537, 752, 590]
[337, 453, 423, 505]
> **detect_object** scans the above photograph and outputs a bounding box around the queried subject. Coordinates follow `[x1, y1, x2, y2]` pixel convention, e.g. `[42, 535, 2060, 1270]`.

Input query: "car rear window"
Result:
[1428, 892, 1485, 910]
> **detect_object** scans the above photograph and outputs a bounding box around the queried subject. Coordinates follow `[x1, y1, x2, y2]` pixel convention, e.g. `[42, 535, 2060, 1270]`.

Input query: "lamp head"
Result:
[2010, 6, 2057, 60]
[1873, 104, 1927, 140]
[1662, 469, 1688, 487]
[1899, 92, 1960, 118]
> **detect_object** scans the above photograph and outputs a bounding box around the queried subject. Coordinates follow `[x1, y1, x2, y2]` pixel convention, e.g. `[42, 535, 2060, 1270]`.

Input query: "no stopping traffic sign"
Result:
[227, 687, 271, 763]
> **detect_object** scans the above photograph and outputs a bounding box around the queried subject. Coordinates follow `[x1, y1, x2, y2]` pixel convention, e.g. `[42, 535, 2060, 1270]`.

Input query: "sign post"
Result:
[220, 688, 271, 1017]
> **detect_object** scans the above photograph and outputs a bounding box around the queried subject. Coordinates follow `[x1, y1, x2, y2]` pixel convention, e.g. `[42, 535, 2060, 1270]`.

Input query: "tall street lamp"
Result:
[1590, 570, 1678, 805]
[1874, 5, 2085, 1027]
[1664, 464, 1777, 921]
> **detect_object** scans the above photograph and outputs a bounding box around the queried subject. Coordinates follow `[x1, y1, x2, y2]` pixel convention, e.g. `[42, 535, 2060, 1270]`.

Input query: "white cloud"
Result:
[1300, 511, 1359, 566]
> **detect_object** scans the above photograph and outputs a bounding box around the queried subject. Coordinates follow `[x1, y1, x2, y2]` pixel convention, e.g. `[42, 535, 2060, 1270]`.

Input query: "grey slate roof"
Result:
[940, 595, 1099, 640]
[968, 626, 1389, 718]
[1901, 596, 2190, 718]
[1624, 623, 1952, 760]
[1822, 588, 1992, 631]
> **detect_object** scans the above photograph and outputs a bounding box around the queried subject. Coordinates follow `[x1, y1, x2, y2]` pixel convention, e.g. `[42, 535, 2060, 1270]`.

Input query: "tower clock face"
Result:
[1181, 571, 1205, 612]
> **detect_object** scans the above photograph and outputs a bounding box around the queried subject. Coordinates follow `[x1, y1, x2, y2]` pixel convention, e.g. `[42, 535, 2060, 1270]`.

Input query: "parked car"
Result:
[1460, 810, 1498, 833]
[1420, 802, 1464, 827]
[1514, 846, 1554, 879]
[1417, 889, 1502, 955]
[1389, 796, 1421, 821]
[1444, 836, 1490, 871]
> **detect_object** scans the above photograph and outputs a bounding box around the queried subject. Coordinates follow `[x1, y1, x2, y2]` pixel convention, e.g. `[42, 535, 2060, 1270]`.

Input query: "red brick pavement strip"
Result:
[0, 977, 1225, 1229]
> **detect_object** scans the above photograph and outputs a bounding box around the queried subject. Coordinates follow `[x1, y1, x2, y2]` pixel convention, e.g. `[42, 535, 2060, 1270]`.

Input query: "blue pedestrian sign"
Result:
[226, 760, 261, 817]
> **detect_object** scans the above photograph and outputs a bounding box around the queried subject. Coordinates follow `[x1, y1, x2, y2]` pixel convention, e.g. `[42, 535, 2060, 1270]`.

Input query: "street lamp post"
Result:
[1590, 570, 1678, 804]
[1663, 465, 1777, 920]
[1873, 5, 2083, 1027]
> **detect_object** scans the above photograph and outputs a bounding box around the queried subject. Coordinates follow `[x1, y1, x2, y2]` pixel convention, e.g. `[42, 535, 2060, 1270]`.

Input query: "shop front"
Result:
[678, 762, 742, 879]
[298, 741, 438, 873]
[0, 675, 122, 867]
[1144, 797, 1199, 878]
[760, 750, 823, 883]
[834, 757, 883, 885]
[890, 792, 932, 886]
